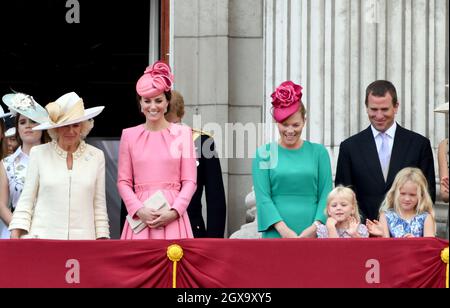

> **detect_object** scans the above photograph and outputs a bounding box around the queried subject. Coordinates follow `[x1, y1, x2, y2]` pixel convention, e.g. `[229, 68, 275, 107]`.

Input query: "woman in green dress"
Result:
[252, 81, 332, 238]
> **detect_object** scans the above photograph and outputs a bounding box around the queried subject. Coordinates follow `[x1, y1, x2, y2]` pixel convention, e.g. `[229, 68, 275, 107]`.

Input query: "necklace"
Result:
[52, 140, 87, 160]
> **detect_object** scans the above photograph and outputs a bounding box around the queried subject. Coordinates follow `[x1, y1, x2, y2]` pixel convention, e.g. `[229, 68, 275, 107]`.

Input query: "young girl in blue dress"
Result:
[366, 167, 435, 238]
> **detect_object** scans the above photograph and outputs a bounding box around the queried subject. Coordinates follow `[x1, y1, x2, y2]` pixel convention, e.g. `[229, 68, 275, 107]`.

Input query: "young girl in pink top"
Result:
[315, 186, 369, 238]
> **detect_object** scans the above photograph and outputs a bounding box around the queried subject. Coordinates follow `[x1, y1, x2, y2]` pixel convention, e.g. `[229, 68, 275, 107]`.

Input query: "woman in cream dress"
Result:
[9, 92, 110, 240]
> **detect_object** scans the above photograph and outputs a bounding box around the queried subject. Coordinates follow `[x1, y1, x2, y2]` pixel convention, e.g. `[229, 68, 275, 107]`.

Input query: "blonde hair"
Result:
[325, 186, 362, 224]
[380, 167, 434, 218]
[47, 120, 94, 141]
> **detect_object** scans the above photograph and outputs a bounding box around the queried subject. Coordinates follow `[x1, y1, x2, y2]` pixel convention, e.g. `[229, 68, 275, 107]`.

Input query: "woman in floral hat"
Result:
[0, 93, 49, 239]
[118, 61, 197, 239]
[9, 92, 110, 240]
[252, 81, 333, 238]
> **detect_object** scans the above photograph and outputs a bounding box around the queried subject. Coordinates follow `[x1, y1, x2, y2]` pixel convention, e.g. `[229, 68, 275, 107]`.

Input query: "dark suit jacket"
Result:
[188, 134, 227, 238]
[120, 133, 227, 238]
[335, 124, 436, 221]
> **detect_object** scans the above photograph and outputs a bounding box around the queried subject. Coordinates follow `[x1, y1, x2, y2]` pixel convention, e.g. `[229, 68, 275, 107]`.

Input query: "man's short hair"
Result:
[365, 80, 398, 107]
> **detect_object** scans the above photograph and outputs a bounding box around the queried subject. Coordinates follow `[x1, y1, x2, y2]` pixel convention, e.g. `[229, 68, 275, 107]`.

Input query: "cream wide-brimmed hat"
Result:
[33, 92, 104, 131]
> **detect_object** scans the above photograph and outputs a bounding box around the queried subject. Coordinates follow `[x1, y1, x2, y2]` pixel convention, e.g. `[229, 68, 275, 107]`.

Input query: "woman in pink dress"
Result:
[118, 61, 197, 239]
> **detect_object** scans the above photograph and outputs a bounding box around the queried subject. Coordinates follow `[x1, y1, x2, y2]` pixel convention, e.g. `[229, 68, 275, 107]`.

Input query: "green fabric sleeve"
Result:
[314, 145, 333, 223]
[252, 145, 282, 233]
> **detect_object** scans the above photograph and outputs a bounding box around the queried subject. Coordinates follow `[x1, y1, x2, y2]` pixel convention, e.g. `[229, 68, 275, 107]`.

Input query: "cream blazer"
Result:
[9, 141, 110, 240]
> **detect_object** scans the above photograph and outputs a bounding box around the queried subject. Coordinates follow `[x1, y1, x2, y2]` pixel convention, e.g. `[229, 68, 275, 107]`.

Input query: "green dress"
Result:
[252, 141, 332, 238]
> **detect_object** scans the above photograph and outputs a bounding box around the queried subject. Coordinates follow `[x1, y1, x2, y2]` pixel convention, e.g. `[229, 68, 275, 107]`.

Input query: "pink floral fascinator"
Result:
[136, 61, 174, 98]
[271, 81, 303, 123]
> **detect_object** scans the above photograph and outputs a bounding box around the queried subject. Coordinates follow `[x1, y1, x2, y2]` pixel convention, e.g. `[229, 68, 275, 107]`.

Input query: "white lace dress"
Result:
[1, 147, 29, 239]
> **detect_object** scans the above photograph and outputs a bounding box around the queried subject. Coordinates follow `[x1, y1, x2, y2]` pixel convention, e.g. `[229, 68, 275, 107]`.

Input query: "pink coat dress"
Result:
[118, 123, 197, 239]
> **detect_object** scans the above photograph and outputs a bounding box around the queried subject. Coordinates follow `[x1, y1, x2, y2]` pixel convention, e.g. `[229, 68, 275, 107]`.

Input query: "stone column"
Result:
[264, 0, 448, 175]
[173, 0, 264, 236]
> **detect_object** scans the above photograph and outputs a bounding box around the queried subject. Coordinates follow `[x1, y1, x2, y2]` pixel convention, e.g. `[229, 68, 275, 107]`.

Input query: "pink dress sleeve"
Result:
[117, 129, 143, 218]
[171, 127, 197, 216]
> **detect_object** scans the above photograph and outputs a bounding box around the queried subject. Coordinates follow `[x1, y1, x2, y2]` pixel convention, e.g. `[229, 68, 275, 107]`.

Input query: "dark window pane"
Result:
[0, 0, 153, 137]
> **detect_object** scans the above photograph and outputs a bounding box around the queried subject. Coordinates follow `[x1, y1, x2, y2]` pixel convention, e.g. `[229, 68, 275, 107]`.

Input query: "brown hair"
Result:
[170, 90, 185, 119]
[14, 115, 50, 146]
[136, 91, 172, 115]
[298, 102, 307, 120]
[365, 80, 398, 107]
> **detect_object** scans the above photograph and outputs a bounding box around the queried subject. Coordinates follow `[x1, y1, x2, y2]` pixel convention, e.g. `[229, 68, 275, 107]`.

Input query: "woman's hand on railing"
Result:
[298, 223, 318, 238]
[10, 229, 25, 239]
[274, 221, 298, 238]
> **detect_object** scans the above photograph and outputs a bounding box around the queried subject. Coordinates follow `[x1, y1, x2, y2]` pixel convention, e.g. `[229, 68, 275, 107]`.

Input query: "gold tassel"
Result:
[441, 247, 449, 288]
[167, 244, 184, 288]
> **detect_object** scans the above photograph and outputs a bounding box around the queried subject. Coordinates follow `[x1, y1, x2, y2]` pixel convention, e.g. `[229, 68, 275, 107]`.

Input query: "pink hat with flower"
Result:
[271, 81, 303, 123]
[136, 61, 174, 98]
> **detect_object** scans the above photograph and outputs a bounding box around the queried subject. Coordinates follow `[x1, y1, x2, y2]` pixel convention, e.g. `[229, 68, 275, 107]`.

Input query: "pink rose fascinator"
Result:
[271, 81, 303, 123]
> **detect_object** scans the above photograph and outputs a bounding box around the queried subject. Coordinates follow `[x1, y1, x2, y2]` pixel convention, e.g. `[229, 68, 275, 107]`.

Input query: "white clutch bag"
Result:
[126, 215, 147, 234]
[143, 190, 170, 211]
[126, 190, 170, 234]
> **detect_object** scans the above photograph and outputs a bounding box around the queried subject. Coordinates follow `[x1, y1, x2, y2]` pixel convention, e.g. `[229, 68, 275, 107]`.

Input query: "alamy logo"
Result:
[66, 0, 80, 24]
[365, 259, 380, 284]
[65, 259, 81, 284]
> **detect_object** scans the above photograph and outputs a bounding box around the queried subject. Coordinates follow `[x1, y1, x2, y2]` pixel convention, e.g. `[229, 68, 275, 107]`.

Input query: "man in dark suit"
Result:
[335, 80, 436, 221]
[188, 128, 227, 237]
[166, 91, 226, 237]
[119, 91, 227, 237]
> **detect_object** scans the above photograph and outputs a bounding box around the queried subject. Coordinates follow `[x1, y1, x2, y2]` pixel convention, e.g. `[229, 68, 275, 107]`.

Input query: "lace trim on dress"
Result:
[52, 140, 87, 160]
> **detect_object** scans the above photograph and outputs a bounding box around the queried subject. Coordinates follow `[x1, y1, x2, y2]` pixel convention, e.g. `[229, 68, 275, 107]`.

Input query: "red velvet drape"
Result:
[0, 238, 447, 288]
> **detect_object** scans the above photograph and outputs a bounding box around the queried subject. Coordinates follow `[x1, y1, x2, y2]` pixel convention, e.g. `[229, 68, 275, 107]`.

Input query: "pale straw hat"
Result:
[33, 92, 104, 131]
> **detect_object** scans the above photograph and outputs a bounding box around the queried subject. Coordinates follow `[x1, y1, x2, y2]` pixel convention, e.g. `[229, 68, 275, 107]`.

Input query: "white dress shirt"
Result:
[371, 122, 397, 156]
